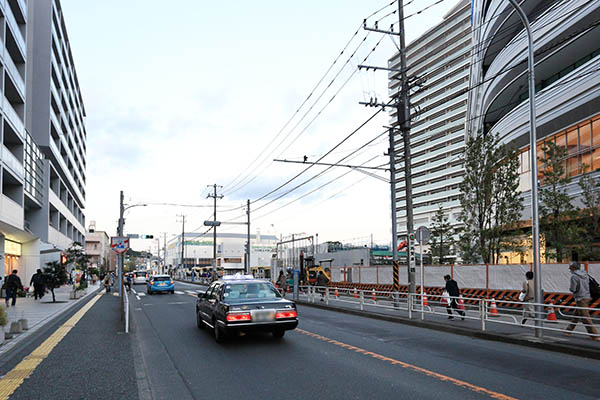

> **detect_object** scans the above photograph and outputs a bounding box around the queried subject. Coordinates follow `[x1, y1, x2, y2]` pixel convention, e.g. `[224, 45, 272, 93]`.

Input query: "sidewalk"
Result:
[1, 282, 101, 355]
[296, 293, 600, 360]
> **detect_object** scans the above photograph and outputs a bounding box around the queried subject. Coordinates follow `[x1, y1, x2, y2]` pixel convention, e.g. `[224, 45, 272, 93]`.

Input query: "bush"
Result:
[0, 305, 7, 327]
[78, 280, 88, 291]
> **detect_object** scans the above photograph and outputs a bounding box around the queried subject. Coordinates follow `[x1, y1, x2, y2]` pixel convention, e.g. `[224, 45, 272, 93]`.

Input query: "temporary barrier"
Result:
[489, 298, 499, 317]
[546, 300, 558, 322]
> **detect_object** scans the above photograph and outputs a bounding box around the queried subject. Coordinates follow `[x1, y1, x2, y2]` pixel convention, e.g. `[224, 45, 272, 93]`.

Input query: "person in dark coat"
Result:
[316, 271, 329, 301]
[444, 274, 465, 320]
[4, 270, 23, 307]
[30, 269, 45, 300]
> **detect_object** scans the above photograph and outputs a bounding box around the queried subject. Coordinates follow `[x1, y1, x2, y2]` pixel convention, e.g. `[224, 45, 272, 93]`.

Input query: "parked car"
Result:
[147, 274, 175, 294]
[196, 274, 298, 342]
[133, 270, 148, 285]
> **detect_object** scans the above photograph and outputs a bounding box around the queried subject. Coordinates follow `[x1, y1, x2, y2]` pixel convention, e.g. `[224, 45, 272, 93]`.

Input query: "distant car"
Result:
[147, 274, 174, 294]
[196, 274, 298, 342]
[132, 270, 148, 285]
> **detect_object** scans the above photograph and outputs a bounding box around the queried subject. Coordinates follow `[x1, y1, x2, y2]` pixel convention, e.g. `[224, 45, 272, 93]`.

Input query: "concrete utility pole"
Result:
[246, 199, 251, 275]
[207, 184, 223, 282]
[389, 128, 400, 293]
[162, 232, 167, 274]
[177, 215, 186, 273]
[118, 190, 124, 298]
[507, 0, 542, 338]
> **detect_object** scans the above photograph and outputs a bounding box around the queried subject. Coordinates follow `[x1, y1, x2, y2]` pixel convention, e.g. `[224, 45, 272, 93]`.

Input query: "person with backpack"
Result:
[30, 269, 45, 300]
[565, 262, 599, 341]
[4, 270, 23, 307]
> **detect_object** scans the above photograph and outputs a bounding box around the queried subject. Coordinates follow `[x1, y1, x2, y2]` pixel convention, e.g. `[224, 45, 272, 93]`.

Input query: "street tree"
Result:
[578, 166, 600, 259]
[538, 142, 584, 261]
[43, 260, 69, 302]
[65, 242, 91, 287]
[457, 133, 523, 263]
[428, 205, 453, 264]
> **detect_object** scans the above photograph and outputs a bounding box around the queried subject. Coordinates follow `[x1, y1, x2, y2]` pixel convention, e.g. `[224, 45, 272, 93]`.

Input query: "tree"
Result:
[65, 242, 91, 285]
[458, 133, 523, 263]
[538, 142, 584, 261]
[578, 166, 600, 260]
[43, 260, 69, 302]
[428, 205, 453, 264]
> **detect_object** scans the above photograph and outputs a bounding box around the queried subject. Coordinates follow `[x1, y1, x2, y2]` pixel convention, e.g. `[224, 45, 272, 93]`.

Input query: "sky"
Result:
[61, 0, 460, 253]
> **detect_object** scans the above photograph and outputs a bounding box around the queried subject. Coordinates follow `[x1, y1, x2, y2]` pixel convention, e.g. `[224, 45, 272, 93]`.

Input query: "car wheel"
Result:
[171, 290, 175, 294]
[272, 329, 285, 338]
[214, 321, 225, 343]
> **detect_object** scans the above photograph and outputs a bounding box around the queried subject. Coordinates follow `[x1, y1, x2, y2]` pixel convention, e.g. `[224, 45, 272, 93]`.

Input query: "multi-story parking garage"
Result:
[468, 0, 600, 260]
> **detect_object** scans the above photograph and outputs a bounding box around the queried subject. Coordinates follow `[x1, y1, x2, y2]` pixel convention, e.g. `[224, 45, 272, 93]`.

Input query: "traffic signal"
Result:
[140, 235, 154, 239]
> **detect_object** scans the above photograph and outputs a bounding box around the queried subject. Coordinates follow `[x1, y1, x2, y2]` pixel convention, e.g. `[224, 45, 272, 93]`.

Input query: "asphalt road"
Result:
[130, 281, 600, 400]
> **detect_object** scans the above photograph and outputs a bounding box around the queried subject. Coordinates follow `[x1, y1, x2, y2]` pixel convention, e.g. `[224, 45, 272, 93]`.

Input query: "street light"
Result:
[506, 0, 542, 337]
[117, 191, 148, 297]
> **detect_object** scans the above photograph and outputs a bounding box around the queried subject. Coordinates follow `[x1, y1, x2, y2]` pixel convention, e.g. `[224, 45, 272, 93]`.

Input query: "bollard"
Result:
[359, 291, 364, 311]
[325, 287, 329, 305]
[393, 291, 399, 309]
[9, 321, 22, 334]
[19, 319, 28, 331]
[480, 299, 486, 331]
[408, 294, 413, 319]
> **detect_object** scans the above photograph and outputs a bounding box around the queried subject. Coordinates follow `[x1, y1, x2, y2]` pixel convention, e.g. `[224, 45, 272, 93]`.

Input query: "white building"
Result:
[388, 0, 471, 238]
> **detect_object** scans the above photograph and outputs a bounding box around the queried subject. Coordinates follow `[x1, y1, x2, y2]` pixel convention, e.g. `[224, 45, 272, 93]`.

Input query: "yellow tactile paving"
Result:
[296, 328, 517, 400]
[0, 293, 103, 400]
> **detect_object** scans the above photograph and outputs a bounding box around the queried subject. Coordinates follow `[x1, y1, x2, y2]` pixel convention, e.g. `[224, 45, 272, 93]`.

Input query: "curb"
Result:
[0, 286, 102, 357]
[296, 300, 600, 360]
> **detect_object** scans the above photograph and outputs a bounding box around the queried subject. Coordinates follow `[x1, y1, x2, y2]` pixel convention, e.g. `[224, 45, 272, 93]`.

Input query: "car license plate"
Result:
[251, 310, 275, 322]
[158, 282, 166, 286]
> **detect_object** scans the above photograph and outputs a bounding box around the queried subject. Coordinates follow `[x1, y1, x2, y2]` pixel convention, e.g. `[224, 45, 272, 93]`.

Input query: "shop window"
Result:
[593, 118, 600, 147]
[580, 122, 591, 152]
[593, 147, 600, 171]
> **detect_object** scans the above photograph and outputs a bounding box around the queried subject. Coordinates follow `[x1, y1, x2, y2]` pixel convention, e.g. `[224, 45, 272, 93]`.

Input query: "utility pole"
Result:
[162, 232, 167, 274]
[118, 190, 124, 299]
[389, 128, 400, 294]
[177, 215, 186, 275]
[397, 0, 416, 295]
[360, 0, 416, 294]
[246, 199, 251, 275]
[207, 184, 223, 282]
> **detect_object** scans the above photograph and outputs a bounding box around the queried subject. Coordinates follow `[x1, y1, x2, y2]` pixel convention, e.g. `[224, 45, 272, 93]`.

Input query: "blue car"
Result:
[147, 275, 175, 294]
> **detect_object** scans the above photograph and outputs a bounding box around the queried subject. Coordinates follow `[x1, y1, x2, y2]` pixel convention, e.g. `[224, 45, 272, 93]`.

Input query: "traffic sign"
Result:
[204, 220, 221, 227]
[111, 236, 130, 254]
[415, 226, 431, 245]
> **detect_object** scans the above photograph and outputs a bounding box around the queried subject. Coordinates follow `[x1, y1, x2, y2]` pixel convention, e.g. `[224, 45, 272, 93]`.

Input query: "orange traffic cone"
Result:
[371, 289, 376, 302]
[423, 294, 429, 306]
[334, 287, 339, 298]
[546, 300, 558, 322]
[489, 298, 499, 317]
[353, 288, 358, 299]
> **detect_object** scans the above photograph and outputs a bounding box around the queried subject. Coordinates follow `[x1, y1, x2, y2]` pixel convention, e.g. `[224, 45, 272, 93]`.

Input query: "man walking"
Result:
[4, 270, 23, 307]
[565, 262, 599, 341]
[30, 269, 45, 300]
[444, 274, 465, 320]
[316, 271, 329, 301]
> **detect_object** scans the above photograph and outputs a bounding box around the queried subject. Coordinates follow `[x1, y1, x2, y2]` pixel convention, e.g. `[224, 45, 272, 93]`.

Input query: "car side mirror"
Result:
[197, 291, 206, 298]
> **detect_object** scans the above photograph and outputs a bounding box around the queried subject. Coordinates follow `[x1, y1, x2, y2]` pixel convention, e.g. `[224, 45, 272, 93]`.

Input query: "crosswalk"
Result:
[131, 287, 201, 300]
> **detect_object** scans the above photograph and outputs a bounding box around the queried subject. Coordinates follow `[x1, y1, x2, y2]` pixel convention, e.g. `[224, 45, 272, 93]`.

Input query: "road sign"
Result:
[415, 226, 431, 245]
[111, 236, 130, 254]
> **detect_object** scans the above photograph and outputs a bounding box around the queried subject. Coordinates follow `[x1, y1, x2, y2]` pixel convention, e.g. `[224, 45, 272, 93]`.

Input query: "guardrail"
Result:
[299, 286, 600, 340]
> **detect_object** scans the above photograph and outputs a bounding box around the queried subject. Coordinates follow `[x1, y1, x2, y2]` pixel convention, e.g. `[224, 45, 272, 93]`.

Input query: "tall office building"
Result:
[388, 0, 471, 239]
[26, 0, 86, 258]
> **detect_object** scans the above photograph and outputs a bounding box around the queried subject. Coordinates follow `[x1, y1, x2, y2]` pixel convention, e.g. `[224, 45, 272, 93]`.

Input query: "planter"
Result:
[0, 327, 5, 345]
[9, 321, 22, 334]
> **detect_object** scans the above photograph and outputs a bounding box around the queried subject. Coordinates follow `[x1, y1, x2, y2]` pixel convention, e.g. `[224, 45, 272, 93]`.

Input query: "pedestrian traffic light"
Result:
[408, 233, 416, 266]
[140, 235, 154, 239]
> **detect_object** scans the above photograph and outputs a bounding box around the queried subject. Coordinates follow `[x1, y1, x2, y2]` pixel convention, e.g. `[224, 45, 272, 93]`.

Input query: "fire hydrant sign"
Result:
[111, 236, 130, 253]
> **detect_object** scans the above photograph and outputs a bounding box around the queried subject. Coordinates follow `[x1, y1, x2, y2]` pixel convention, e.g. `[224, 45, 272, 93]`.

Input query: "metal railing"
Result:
[124, 289, 130, 334]
[299, 286, 600, 340]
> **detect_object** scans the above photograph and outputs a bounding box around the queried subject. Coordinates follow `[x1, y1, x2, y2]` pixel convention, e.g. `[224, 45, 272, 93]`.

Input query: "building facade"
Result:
[388, 0, 471, 238]
[85, 223, 111, 272]
[0, 0, 86, 284]
[468, 0, 600, 259]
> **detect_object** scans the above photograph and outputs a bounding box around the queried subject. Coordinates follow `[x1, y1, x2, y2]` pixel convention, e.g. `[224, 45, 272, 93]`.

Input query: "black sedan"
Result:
[196, 276, 298, 342]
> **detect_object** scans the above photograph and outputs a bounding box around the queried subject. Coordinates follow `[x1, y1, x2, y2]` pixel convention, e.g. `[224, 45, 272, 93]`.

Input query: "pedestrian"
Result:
[30, 269, 45, 300]
[520, 271, 534, 324]
[103, 273, 113, 294]
[444, 274, 465, 320]
[316, 271, 329, 301]
[277, 270, 287, 297]
[125, 274, 132, 292]
[565, 262, 599, 341]
[4, 270, 23, 307]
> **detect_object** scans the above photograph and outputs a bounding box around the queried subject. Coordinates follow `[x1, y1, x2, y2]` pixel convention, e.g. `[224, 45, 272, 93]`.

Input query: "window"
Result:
[566, 128, 578, 155]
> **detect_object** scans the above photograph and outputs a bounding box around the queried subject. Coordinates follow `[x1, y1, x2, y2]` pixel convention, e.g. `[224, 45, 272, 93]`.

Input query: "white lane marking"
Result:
[185, 290, 196, 294]
[187, 293, 197, 298]
[132, 288, 137, 294]
[135, 295, 141, 300]
[138, 293, 146, 297]
[174, 291, 184, 295]
[167, 302, 190, 305]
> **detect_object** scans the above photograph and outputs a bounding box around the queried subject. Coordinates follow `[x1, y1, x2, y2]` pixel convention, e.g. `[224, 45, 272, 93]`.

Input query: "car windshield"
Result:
[153, 276, 170, 281]
[222, 282, 280, 301]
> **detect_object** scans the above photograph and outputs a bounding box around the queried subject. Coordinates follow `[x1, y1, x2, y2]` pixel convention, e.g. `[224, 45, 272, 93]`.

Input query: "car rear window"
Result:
[135, 272, 147, 277]
[153, 276, 170, 281]
[223, 282, 280, 300]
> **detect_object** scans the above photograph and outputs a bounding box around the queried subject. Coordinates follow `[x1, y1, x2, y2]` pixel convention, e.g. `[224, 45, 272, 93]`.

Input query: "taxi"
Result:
[196, 274, 298, 342]
[146, 274, 175, 294]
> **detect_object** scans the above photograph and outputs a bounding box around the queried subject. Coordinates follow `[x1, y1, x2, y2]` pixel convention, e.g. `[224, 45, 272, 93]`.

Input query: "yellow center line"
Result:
[0, 293, 104, 400]
[296, 328, 518, 400]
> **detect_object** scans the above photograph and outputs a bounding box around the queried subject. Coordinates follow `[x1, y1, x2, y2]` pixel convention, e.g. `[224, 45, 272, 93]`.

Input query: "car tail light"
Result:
[134, 274, 137, 278]
[150, 280, 154, 285]
[226, 313, 251, 322]
[170, 280, 174, 285]
[275, 310, 297, 319]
